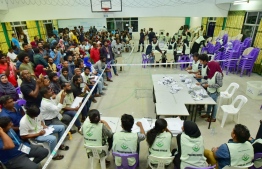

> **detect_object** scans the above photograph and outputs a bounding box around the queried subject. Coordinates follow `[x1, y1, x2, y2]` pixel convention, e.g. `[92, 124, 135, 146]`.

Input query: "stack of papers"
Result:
[132, 118, 153, 133]
[170, 85, 183, 94]
[157, 77, 175, 86]
[165, 117, 184, 135]
[70, 97, 84, 108]
[43, 126, 55, 136]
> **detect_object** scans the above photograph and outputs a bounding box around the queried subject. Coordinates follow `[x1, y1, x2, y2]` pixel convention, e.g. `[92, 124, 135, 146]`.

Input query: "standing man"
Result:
[53, 27, 59, 37]
[128, 25, 133, 39]
[148, 28, 156, 44]
[137, 29, 145, 52]
[21, 43, 34, 64]
[90, 42, 100, 63]
[18, 52, 35, 77]
[100, 40, 118, 77]
[11, 33, 20, 50]
[30, 36, 38, 48]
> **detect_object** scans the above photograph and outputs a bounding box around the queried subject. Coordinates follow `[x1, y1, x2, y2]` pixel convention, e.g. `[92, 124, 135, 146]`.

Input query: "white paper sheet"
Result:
[70, 97, 84, 108]
[165, 117, 184, 134]
[132, 118, 152, 133]
[43, 126, 54, 136]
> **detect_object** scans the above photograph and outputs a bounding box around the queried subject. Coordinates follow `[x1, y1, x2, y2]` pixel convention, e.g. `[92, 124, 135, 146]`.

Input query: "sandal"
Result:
[201, 114, 210, 118]
[52, 154, 64, 160]
[59, 145, 69, 151]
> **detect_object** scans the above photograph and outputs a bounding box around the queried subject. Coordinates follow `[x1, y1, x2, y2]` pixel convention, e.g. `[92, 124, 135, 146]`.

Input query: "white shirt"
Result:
[128, 27, 133, 33]
[113, 43, 123, 53]
[40, 98, 63, 120]
[7, 52, 17, 61]
[19, 114, 44, 135]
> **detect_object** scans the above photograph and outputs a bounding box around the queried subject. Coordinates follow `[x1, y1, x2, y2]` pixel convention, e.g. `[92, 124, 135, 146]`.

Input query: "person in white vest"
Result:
[112, 114, 145, 167]
[83, 109, 113, 164]
[151, 38, 162, 54]
[186, 53, 202, 82]
[173, 121, 207, 169]
[147, 119, 173, 167]
[195, 54, 209, 83]
[211, 124, 254, 169]
[199, 60, 223, 122]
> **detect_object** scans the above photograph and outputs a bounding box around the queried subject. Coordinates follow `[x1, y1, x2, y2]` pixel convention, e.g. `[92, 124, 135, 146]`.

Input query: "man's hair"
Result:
[12, 33, 15, 36]
[61, 67, 69, 73]
[233, 124, 250, 143]
[61, 82, 69, 88]
[89, 109, 100, 123]
[22, 43, 28, 48]
[193, 53, 199, 58]
[0, 53, 5, 59]
[121, 114, 134, 132]
[17, 52, 29, 62]
[48, 72, 58, 82]
[34, 36, 38, 40]
[72, 75, 81, 83]
[0, 117, 11, 128]
[0, 95, 12, 105]
[84, 67, 91, 71]
[199, 54, 209, 62]
[39, 87, 50, 97]
[33, 48, 40, 54]
[26, 105, 40, 118]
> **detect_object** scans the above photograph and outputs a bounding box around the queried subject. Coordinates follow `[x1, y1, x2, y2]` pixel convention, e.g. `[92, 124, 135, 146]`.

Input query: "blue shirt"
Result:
[12, 38, 20, 48]
[215, 140, 236, 169]
[53, 29, 58, 36]
[0, 129, 29, 164]
[0, 104, 23, 129]
[50, 51, 62, 66]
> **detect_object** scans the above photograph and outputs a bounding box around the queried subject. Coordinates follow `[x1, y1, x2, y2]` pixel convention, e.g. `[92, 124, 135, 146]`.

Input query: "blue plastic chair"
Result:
[16, 99, 26, 106]
[185, 165, 216, 169]
[112, 152, 139, 169]
[16, 87, 21, 94]
[142, 54, 148, 68]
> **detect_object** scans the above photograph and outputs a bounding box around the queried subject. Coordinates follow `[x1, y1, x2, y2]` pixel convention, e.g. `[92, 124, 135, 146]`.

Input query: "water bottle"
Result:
[211, 127, 216, 135]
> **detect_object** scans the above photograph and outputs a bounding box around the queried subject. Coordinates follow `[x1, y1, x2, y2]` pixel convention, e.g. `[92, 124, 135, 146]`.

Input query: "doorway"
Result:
[45, 23, 53, 36]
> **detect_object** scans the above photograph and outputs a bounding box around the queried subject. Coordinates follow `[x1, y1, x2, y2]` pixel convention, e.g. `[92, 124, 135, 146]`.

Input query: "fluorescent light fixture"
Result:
[233, 0, 249, 5]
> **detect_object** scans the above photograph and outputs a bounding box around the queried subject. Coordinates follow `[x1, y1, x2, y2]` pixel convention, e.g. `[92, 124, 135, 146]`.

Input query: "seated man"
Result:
[112, 114, 145, 167]
[47, 57, 57, 73]
[83, 109, 113, 158]
[59, 67, 71, 85]
[0, 95, 24, 135]
[211, 124, 254, 169]
[0, 116, 48, 169]
[39, 87, 76, 134]
[48, 72, 61, 94]
[93, 56, 112, 82]
[60, 61, 73, 80]
[19, 106, 67, 160]
[56, 83, 82, 131]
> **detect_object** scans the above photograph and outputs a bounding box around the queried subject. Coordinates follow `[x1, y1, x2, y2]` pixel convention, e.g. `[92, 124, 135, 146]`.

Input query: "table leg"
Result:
[208, 105, 215, 129]
[194, 105, 198, 122]
[153, 86, 156, 103]
[189, 105, 193, 121]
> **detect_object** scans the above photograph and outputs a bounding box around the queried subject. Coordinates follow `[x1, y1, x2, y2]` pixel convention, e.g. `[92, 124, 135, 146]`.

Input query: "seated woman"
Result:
[83, 109, 113, 160]
[208, 124, 253, 169]
[174, 121, 207, 169]
[147, 119, 172, 166]
[0, 74, 19, 101]
[34, 64, 47, 78]
[145, 45, 155, 64]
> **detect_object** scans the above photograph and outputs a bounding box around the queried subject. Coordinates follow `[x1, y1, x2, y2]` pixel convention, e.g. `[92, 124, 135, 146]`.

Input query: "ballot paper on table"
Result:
[70, 97, 84, 108]
[165, 117, 184, 134]
[43, 126, 55, 136]
[132, 118, 152, 133]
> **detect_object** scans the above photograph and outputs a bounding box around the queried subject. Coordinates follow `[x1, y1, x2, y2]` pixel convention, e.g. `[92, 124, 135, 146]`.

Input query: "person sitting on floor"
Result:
[83, 109, 113, 161]
[147, 119, 172, 167]
[47, 57, 57, 73]
[0, 95, 24, 135]
[145, 45, 155, 64]
[19, 105, 67, 160]
[0, 116, 49, 169]
[209, 124, 254, 169]
[0, 74, 19, 101]
[93, 56, 112, 82]
[59, 67, 71, 85]
[173, 121, 207, 169]
[112, 114, 145, 167]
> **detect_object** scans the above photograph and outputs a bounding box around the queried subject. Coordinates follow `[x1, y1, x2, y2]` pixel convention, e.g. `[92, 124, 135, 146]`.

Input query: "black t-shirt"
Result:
[20, 80, 42, 107]
[70, 82, 82, 98]
[139, 33, 145, 41]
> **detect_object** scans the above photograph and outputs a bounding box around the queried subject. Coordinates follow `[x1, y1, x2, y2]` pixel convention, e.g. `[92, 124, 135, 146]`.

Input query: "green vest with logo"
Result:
[226, 141, 254, 167]
[113, 131, 138, 167]
[83, 121, 103, 153]
[207, 72, 221, 93]
[180, 133, 207, 169]
[149, 132, 172, 165]
[192, 60, 200, 72]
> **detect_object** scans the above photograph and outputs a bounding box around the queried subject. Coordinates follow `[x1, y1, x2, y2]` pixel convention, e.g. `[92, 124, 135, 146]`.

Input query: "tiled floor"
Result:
[43, 51, 262, 169]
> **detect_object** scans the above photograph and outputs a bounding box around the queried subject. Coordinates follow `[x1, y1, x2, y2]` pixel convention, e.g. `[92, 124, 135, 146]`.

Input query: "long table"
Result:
[152, 74, 217, 129]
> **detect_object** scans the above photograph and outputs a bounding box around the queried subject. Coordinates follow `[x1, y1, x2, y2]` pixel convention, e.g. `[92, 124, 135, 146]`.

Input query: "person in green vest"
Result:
[210, 124, 254, 169]
[82, 109, 113, 164]
[112, 114, 145, 167]
[146, 119, 173, 167]
[173, 121, 207, 169]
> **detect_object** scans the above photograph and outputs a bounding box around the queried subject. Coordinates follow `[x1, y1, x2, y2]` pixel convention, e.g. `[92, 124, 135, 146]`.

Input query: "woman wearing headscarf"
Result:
[34, 64, 47, 78]
[58, 39, 65, 52]
[147, 119, 172, 167]
[174, 121, 207, 169]
[145, 44, 155, 64]
[200, 61, 223, 122]
[0, 74, 19, 101]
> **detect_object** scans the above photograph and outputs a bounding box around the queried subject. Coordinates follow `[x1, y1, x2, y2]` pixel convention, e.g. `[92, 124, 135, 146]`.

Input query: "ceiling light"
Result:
[233, 0, 249, 5]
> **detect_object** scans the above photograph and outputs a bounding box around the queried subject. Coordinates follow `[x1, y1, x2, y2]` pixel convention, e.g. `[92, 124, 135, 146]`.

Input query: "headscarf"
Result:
[207, 61, 223, 79]
[84, 57, 92, 68]
[34, 64, 47, 78]
[183, 121, 201, 138]
[59, 39, 65, 49]
[0, 74, 18, 100]
[146, 45, 153, 55]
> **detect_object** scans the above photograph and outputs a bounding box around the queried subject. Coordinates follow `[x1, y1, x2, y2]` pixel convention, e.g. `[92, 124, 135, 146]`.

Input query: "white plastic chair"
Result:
[217, 82, 240, 113]
[220, 95, 248, 128]
[166, 51, 174, 69]
[84, 145, 109, 169]
[147, 155, 174, 169]
[154, 51, 162, 68]
[222, 163, 253, 169]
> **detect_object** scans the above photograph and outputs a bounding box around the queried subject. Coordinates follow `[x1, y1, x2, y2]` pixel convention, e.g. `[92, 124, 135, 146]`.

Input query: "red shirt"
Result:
[0, 63, 18, 87]
[90, 48, 100, 63]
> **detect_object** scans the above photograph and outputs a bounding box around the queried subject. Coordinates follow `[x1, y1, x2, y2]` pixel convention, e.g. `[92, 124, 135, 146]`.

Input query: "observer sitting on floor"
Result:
[0, 116, 49, 169]
[209, 124, 254, 169]
[112, 114, 145, 167]
[173, 121, 207, 169]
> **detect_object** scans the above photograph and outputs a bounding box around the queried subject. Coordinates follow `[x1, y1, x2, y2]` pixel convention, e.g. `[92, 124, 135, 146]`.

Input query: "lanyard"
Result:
[10, 130, 20, 145]
[26, 115, 38, 132]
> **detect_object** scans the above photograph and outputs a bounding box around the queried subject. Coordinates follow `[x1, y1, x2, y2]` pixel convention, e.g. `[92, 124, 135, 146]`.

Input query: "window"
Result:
[246, 12, 258, 24]
[106, 18, 138, 32]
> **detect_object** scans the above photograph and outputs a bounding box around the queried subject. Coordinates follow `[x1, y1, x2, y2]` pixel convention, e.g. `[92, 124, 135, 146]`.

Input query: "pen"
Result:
[110, 121, 115, 124]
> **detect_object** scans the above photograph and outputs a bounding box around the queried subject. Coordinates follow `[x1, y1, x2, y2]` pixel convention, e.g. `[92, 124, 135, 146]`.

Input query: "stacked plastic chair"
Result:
[178, 55, 190, 70]
[201, 42, 211, 54]
[240, 37, 252, 55]
[237, 47, 260, 77]
[222, 34, 228, 46]
[142, 54, 148, 68]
